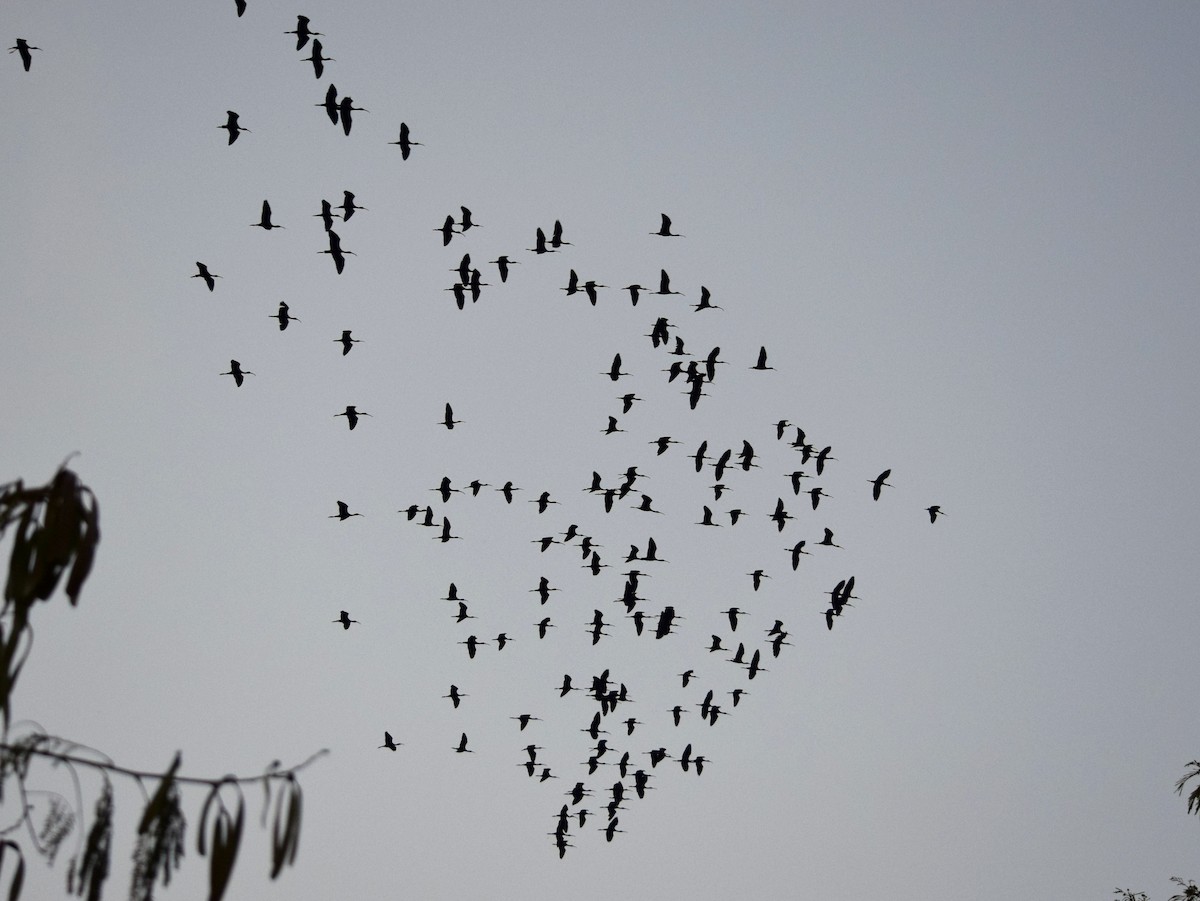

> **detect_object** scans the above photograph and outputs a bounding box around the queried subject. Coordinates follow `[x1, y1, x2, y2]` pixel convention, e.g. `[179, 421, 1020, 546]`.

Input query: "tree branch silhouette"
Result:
[0, 462, 324, 901]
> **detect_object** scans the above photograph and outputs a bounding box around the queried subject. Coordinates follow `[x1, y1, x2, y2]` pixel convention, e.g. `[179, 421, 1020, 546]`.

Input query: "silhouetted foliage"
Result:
[0, 462, 325, 901]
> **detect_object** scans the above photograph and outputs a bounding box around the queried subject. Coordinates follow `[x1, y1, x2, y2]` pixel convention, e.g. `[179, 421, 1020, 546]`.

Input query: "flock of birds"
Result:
[12, 8, 947, 860]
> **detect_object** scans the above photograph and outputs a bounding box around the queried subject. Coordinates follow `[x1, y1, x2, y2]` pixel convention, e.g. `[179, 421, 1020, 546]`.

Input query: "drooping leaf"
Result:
[72, 780, 112, 901]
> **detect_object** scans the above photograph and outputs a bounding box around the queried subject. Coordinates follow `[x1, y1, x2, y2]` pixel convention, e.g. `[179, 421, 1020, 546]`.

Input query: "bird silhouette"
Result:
[870, 469, 892, 500]
[219, 111, 249, 145]
[340, 191, 366, 221]
[655, 269, 683, 296]
[303, 39, 333, 78]
[693, 286, 722, 311]
[333, 610, 358, 629]
[389, 122, 422, 159]
[9, 39, 40, 72]
[441, 403, 462, 429]
[220, 360, 253, 387]
[312, 200, 336, 232]
[335, 330, 361, 355]
[436, 517, 462, 543]
[193, 262, 221, 291]
[378, 732, 400, 751]
[285, 15, 321, 50]
[436, 214, 458, 246]
[330, 501, 361, 521]
[604, 354, 630, 381]
[459, 206, 480, 232]
[583, 280, 606, 305]
[337, 96, 366, 135]
[335, 405, 370, 430]
[819, 527, 841, 548]
[926, 505, 944, 523]
[443, 685, 466, 708]
[751, 346, 774, 370]
[459, 635, 486, 658]
[653, 213, 682, 237]
[320, 229, 355, 274]
[527, 227, 556, 255]
[489, 255, 518, 282]
[453, 732, 473, 753]
[270, 302, 299, 330]
[550, 219, 571, 248]
[815, 446, 836, 475]
[317, 83, 339, 124]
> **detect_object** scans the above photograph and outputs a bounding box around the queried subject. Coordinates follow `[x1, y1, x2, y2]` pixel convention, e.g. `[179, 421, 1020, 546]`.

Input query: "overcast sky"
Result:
[4, 3, 1200, 899]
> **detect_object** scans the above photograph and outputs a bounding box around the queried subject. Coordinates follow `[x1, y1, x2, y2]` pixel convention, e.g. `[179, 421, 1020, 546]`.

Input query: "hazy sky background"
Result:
[4, 3, 1199, 899]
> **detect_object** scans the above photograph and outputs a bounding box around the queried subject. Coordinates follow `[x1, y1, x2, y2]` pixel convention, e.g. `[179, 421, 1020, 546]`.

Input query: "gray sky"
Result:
[4, 3, 1199, 899]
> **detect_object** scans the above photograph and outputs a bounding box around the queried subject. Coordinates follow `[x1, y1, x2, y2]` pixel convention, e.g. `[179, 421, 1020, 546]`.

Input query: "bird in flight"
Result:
[251, 200, 284, 230]
[335, 405, 371, 430]
[390, 122, 422, 159]
[330, 501, 361, 521]
[335, 330, 361, 356]
[604, 354, 630, 382]
[693, 287, 721, 311]
[489, 255, 518, 282]
[926, 505, 944, 522]
[303, 39, 333, 79]
[378, 732, 400, 751]
[653, 213, 682, 237]
[751, 346, 774, 370]
[193, 262, 221, 292]
[333, 610, 359, 630]
[220, 360, 253, 387]
[341, 191, 366, 221]
[270, 302, 299, 330]
[441, 403, 462, 429]
[9, 39, 40, 72]
[317, 83, 339, 125]
[655, 269, 683, 296]
[338, 96, 367, 135]
[870, 469, 893, 501]
[453, 733, 473, 754]
[219, 111, 249, 145]
[285, 15, 321, 50]
[321, 229, 355, 274]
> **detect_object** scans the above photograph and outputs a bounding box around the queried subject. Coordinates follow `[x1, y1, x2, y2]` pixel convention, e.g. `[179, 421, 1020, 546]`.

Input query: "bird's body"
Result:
[193, 262, 221, 291]
[317, 83, 339, 124]
[871, 469, 893, 501]
[330, 501, 361, 521]
[655, 269, 683, 296]
[335, 405, 370, 430]
[303, 39, 333, 78]
[286, 15, 321, 50]
[270, 302, 299, 330]
[751, 346, 773, 370]
[341, 191, 366, 221]
[335, 330, 360, 355]
[653, 213, 682, 237]
[338, 96, 366, 135]
[9, 39, 40, 72]
[333, 610, 358, 629]
[390, 122, 422, 159]
[220, 110, 249, 144]
[220, 360, 253, 387]
[320, 229, 355, 274]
